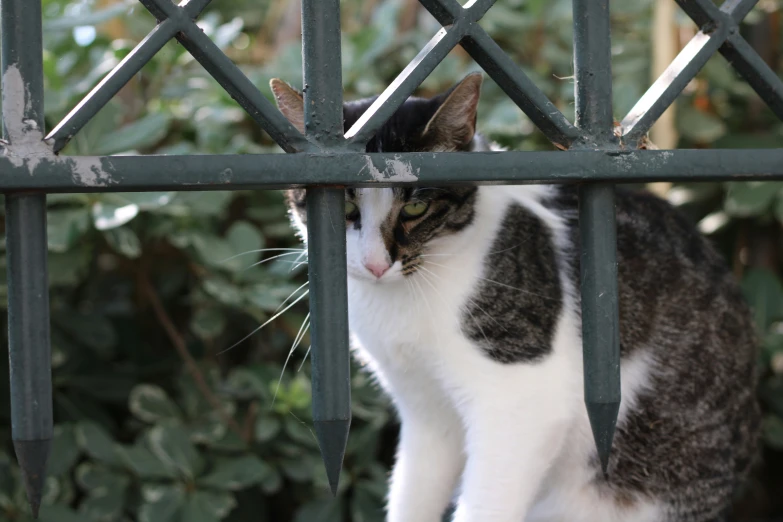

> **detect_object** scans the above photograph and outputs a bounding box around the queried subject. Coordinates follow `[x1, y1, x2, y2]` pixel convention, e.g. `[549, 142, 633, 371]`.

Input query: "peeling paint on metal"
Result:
[360, 155, 419, 182]
[2, 64, 51, 172]
[2, 64, 115, 186]
[66, 157, 115, 187]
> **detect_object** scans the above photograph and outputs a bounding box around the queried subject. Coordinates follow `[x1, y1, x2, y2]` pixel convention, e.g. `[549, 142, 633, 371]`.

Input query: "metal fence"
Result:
[1, 0, 782, 516]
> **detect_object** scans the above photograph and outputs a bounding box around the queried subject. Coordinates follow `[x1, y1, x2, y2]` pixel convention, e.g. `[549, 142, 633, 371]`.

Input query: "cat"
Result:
[270, 73, 761, 522]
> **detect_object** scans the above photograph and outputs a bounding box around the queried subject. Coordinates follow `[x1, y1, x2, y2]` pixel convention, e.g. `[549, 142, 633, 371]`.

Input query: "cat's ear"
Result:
[423, 73, 483, 150]
[270, 78, 305, 133]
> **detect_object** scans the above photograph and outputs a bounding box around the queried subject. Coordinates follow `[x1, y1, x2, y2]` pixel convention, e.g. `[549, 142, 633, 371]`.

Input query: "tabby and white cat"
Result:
[270, 74, 760, 522]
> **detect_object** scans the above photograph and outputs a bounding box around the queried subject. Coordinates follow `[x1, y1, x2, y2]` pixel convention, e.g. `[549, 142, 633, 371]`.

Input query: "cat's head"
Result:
[270, 74, 484, 284]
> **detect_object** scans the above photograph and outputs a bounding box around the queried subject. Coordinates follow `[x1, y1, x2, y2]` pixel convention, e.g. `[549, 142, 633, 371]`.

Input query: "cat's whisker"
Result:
[273, 281, 310, 314]
[418, 265, 506, 332]
[244, 250, 307, 271]
[217, 289, 309, 355]
[418, 242, 526, 259]
[217, 247, 306, 265]
[423, 260, 558, 302]
[297, 343, 312, 372]
[418, 269, 491, 346]
[273, 311, 311, 405]
[290, 250, 309, 272]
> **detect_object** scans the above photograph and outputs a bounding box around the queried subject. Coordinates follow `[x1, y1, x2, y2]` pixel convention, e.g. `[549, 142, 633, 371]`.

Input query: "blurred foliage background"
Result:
[0, 0, 780, 520]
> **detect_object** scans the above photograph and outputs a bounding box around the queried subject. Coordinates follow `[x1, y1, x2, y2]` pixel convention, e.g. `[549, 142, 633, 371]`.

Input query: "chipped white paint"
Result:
[67, 157, 115, 187]
[2, 63, 116, 186]
[2, 64, 50, 172]
[361, 155, 419, 182]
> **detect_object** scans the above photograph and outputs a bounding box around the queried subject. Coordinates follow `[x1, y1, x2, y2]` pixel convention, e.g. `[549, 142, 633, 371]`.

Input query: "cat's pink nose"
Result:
[364, 261, 390, 279]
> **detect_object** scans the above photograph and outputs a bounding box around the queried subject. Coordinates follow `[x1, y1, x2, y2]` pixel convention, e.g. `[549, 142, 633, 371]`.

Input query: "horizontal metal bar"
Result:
[176, 21, 314, 153]
[346, 25, 465, 145]
[620, 27, 728, 144]
[720, 33, 783, 122]
[461, 27, 582, 149]
[1, 149, 782, 192]
[417, 0, 461, 26]
[46, 20, 179, 153]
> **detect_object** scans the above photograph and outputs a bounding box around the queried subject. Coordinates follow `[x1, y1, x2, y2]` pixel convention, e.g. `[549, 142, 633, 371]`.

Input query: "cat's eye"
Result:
[345, 201, 359, 220]
[401, 201, 429, 218]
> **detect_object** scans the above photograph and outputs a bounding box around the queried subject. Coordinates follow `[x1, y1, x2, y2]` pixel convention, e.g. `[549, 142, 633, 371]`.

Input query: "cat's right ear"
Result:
[270, 79, 305, 134]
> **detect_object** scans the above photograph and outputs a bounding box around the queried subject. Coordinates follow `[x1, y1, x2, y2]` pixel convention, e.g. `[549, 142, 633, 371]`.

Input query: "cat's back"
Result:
[555, 186, 761, 520]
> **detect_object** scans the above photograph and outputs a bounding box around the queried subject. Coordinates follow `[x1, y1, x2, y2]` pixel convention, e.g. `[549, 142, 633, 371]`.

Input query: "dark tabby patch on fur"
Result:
[462, 204, 562, 363]
[547, 186, 760, 519]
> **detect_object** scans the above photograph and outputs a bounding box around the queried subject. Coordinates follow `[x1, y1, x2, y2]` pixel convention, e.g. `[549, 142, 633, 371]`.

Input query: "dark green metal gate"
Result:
[1, 0, 782, 515]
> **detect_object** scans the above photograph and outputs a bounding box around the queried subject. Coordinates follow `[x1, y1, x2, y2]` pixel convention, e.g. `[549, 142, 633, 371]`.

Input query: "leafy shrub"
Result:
[0, 0, 780, 519]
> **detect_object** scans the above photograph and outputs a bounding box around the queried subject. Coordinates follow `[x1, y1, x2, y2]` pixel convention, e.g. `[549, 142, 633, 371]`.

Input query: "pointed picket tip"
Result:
[314, 419, 351, 496]
[13, 439, 51, 519]
[586, 400, 620, 475]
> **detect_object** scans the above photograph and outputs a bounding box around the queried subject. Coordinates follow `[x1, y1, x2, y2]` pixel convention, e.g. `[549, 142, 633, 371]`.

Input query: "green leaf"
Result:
[284, 416, 319, 447]
[104, 227, 142, 258]
[139, 484, 185, 522]
[190, 308, 227, 340]
[93, 113, 171, 155]
[180, 490, 236, 522]
[742, 268, 783, 333]
[116, 442, 177, 480]
[47, 208, 90, 253]
[678, 106, 727, 143]
[79, 489, 127, 522]
[351, 482, 385, 522]
[260, 466, 283, 495]
[201, 278, 244, 307]
[91, 200, 139, 231]
[147, 422, 204, 479]
[175, 192, 234, 217]
[226, 221, 265, 264]
[724, 181, 781, 217]
[198, 455, 273, 491]
[75, 422, 122, 466]
[53, 311, 117, 359]
[763, 414, 783, 451]
[255, 415, 281, 443]
[129, 384, 182, 423]
[774, 191, 783, 225]
[38, 505, 84, 522]
[49, 424, 81, 476]
[112, 192, 175, 210]
[191, 234, 238, 271]
[294, 498, 344, 522]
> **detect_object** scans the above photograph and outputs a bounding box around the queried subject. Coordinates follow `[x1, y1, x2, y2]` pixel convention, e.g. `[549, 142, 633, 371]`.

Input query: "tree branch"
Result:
[141, 277, 247, 442]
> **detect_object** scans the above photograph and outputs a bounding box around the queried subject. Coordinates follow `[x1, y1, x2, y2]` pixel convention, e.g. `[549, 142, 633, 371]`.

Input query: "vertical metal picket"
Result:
[0, 0, 53, 516]
[301, 0, 352, 495]
[572, 0, 622, 473]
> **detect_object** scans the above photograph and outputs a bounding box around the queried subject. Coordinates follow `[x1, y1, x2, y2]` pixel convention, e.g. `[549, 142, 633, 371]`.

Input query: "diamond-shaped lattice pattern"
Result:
[2, 0, 782, 514]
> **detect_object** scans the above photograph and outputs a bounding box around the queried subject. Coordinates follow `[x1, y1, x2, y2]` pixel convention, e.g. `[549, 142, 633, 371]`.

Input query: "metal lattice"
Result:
[1, 0, 782, 515]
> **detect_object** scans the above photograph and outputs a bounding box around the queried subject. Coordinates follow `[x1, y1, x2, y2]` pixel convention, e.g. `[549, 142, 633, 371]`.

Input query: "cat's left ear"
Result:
[270, 78, 305, 133]
[423, 73, 483, 150]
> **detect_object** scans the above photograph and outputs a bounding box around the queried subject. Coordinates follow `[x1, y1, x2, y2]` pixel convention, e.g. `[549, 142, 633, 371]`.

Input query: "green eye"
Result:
[401, 201, 429, 218]
[345, 201, 358, 219]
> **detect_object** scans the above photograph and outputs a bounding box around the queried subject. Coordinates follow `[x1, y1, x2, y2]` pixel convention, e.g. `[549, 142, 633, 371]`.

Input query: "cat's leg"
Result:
[449, 352, 574, 522]
[385, 379, 466, 522]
